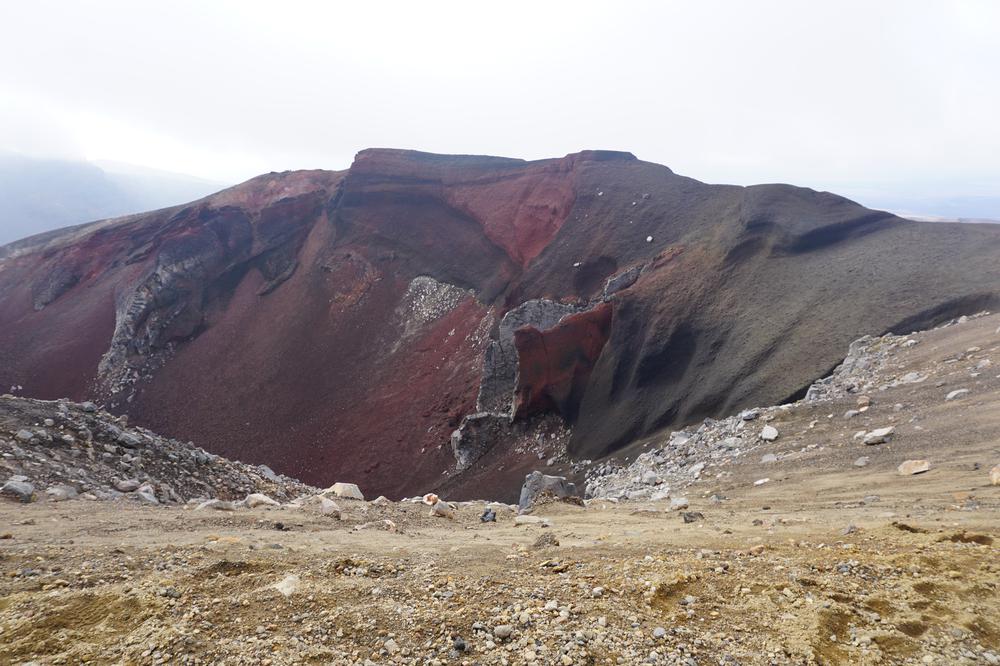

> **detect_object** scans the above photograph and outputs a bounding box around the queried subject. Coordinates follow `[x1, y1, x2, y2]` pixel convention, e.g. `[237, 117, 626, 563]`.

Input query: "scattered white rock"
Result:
[274, 574, 300, 597]
[753, 478, 770, 486]
[760, 425, 779, 441]
[990, 464, 1000, 486]
[669, 497, 689, 511]
[115, 479, 141, 492]
[195, 499, 238, 511]
[244, 492, 279, 508]
[45, 484, 78, 502]
[320, 498, 342, 517]
[430, 500, 456, 519]
[760, 453, 778, 464]
[945, 388, 970, 401]
[863, 427, 894, 445]
[324, 482, 365, 501]
[898, 460, 930, 476]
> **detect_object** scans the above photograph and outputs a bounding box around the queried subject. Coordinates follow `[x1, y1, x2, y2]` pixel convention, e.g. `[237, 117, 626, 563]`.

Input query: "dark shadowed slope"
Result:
[1, 149, 999, 499]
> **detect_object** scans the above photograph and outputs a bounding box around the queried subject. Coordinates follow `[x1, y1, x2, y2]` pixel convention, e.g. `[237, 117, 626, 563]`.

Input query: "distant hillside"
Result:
[0, 153, 226, 245]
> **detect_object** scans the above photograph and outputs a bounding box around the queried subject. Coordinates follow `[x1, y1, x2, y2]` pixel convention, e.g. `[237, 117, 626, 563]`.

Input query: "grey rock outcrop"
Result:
[450, 413, 509, 471]
[518, 471, 577, 511]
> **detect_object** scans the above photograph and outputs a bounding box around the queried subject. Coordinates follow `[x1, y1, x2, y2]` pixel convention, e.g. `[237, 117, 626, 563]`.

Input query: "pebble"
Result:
[945, 388, 970, 401]
[324, 482, 365, 501]
[760, 426, 779, 441]
[669, 497, 689, 511]
[1, 479, 35, 503]
[898, 460, 931, 476]
[863, 427, 894, 445]
[244, 492, 279, 508]
[493, 624, 514, 639]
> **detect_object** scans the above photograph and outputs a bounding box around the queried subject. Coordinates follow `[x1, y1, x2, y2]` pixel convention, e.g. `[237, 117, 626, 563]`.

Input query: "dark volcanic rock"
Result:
[477, 299, 581, 416]
[2, 148, 1000, 499]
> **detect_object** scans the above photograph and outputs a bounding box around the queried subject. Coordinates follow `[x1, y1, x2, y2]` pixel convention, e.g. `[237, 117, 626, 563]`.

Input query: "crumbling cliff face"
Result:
[2, 149, 1000, 499]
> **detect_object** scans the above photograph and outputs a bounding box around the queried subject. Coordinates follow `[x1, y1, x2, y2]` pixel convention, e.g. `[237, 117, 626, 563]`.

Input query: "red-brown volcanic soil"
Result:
[2, 149, 1000, 499]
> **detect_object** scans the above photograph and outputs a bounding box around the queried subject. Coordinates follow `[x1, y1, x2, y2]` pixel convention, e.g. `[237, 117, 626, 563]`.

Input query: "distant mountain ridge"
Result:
[0, 153, 226, 244]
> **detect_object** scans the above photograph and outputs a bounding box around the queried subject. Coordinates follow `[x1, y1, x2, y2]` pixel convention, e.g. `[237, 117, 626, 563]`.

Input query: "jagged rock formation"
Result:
[2, 149, 1000, 500]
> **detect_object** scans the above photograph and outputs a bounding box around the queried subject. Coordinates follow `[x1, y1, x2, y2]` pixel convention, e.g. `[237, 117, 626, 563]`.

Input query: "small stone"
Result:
[946, 389, 970, 401]
[430, 500, 456, 519]
[681, 511, 704, 523]
[740, 409, 760, 421]
[325, 482, 365, 501]
[493, 624, 514, 639]
[258, 465, 281, 483]
[480, 508, 497, 522]
[244, 493, 279, 508]
[760, 453, 778, 464]
[853, 456, 869, 468]
[320, 498, 342, 517]
[45, 484, 78, 502]
[844, 410, 861, 419]
[533, 532, 559, 549]
[15, 429, 34, 442]
[115, 479, 141, 492]
[273, 574, 300, 597]
[384, 638, 400, 655]
[653, 627, 667, 639]
[898, 460, 931, 476]
[760, 425, 779, 441]
[753, 478, 770, 486]
[195, 499, 238, 511]
[863, 427, 894, 445]
[669, 497, 689, 511]
[135, 487, 159, 505]
[991, 464, 1000, 486]
[1, 480, 35, 503]
[591, 586, 604, 598]
[80, 401, 98, 413]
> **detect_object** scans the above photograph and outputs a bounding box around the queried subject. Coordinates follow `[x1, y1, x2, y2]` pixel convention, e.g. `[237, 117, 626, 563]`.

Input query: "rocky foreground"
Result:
[2, 313, 999, 665]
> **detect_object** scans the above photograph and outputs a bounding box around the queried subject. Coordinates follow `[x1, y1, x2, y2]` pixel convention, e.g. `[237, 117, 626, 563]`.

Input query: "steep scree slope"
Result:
[2, 149, 1000, 499]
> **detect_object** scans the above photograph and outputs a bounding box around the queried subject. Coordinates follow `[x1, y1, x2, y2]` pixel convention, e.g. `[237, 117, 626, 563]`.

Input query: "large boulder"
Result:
[324, 482, 365, 501]
[1, 479, 36, 503]
[518, 471, 576, 511]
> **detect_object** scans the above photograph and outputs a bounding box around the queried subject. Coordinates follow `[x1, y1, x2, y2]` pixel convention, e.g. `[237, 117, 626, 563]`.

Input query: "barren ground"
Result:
[2, 314, 999, 665]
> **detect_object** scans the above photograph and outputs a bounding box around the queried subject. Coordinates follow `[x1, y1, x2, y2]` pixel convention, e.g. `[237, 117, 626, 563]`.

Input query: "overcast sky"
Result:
[2, 1, 998, 210]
